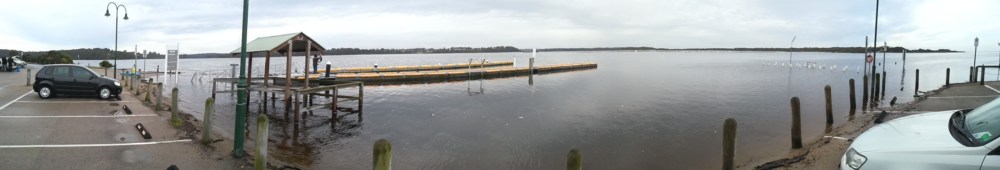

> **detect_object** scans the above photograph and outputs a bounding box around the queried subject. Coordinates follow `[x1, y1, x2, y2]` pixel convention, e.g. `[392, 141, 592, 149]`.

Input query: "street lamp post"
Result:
[105, 2, 128, 80]
[234, 0, 250, 157]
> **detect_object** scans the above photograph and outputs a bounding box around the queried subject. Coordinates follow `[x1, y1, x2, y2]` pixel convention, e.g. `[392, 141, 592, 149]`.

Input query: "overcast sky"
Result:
[1, 0, 998, 54]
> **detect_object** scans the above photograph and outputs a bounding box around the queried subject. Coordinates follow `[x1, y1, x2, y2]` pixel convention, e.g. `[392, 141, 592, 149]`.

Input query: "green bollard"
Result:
[156, 83, 163, 111]
[722, 118, 737, 170]
[849, 79, 856, 117]
[171, 87, 179, 126]
[254, 115, 269, 170]
[202, 98, 215, 145]
[825, 85, 833, 125]
[790, 97, 802, 149]
[145, 78, 152, 102]
[373, 139, 392, 170]
[567, 149, 582, 170]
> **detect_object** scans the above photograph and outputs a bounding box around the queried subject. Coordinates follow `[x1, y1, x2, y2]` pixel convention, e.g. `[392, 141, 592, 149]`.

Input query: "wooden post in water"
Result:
[722, 118, 737, 170]
[568, 149, 582, 170]
[294, 91, 300, 124]
[373, 139, 392, 170]
[331, 88, 338, 121]
[359, 83, 364, 112]
[202, 98, 214, 145]
[285, 40, 293, 112]
[945, 68, 950, 86]
[529, 57, 535, 85]
[849, 79, 856, 116]
[790, 97, 802, 149]
[825, 85, 833, 125]
[915, 69, 921, 96]
[862, 75, 868, 111]
[254, 115, 269, 170]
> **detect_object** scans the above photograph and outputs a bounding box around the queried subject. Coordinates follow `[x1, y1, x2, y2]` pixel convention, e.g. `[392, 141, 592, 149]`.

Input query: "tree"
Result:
[99, 60, 113, 68]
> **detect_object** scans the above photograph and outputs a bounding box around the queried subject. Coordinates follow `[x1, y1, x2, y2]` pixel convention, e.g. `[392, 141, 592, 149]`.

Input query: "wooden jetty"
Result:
[316, 61, 513, 74]
[228, 32, 362, 125]
[296, 62, 598, 83]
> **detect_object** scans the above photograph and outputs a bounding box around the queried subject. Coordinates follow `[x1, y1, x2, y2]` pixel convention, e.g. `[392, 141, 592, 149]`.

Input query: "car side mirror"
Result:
[90, 75, 96, 80]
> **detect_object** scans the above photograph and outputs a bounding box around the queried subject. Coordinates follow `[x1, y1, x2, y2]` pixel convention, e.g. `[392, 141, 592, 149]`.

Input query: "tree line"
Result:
[1, 48, 166, 60]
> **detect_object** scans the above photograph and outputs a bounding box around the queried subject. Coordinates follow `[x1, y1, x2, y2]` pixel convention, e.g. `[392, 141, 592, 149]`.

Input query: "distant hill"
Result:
[1, 48, 166, 60]
[531, 47, 958, 53]
[684, 47, 958, 53]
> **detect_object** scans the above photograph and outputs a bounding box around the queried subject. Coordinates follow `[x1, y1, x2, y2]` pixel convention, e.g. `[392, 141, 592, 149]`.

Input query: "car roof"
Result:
[43, 64, 83, 67]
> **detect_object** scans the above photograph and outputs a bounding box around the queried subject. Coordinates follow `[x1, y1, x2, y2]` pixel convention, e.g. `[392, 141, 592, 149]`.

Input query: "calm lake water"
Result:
[77, 50, 1000, 169]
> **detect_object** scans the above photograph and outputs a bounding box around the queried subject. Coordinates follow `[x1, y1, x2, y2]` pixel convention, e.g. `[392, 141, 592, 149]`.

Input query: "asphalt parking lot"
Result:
[0, 68, 230, 169]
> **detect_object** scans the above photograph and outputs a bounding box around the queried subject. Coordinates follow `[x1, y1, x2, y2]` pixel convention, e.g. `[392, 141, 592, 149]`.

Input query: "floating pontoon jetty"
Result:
[295, 62, 597, 83]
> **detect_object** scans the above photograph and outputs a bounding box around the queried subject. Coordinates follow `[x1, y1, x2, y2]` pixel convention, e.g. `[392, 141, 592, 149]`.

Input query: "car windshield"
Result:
[964, 97, 1000, 145]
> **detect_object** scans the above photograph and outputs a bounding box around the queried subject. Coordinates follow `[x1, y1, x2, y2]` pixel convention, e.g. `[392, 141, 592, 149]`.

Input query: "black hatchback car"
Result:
[32, 65, 121, 99]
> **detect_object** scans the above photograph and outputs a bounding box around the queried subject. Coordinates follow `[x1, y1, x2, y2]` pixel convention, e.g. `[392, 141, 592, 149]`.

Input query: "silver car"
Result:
[842, 98, 1000, 169]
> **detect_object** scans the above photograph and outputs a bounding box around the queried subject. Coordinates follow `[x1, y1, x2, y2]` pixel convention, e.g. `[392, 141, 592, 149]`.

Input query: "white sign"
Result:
[166, 44, 180, 73]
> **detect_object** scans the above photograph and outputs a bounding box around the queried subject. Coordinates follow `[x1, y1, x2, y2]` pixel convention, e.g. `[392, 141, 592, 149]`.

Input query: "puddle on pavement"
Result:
[121, 149, 152, 163]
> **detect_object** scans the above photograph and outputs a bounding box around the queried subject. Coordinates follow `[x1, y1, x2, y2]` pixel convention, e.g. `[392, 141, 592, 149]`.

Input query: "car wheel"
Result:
[98, 87, 111, 99]
[38, 86, 52, 99]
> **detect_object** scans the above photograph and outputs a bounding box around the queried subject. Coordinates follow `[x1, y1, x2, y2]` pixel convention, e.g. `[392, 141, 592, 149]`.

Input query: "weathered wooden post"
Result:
[873, 73, 880, 103]
[915, 69, 921, 95]
[202, 98, 214, 145]
[171, 87, 179, 126]
[945, 68, 950, 86]
[862, 75, 869, 111]
[529, 57, 535, 85]
[373, 139, 392, 170]
[825, 85, 833, 125]
[971, 66, 975, 82]
[981, 67, 986, 85]
[156, 83, 163, 111]
[26, 69, 31, 86]
[790, 97, 802, 149]
[145, 78, 152, 102]
[294, 91, 300, 124]
[331, 88, 338, 121]
[722, 118, 737, 170]
[849, 79, 856, 116]
[254, 115, 269, 170]
[568, 149, 582, 170]
[881, 71, 886, 98]
[325, 62, 332, 99]
[359, 83, 364, 112]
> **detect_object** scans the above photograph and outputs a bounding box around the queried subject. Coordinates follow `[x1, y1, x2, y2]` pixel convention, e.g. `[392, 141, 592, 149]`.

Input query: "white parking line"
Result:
[0, 91, 33, 111]
[0, 114, 157, 118]
[823, 136, 850, 141]
[0, 139, 192, 148]
[986, 85, 1000, 94]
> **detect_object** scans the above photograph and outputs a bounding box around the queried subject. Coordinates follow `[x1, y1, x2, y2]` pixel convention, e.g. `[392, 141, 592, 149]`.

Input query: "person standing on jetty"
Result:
[312, 54, 322, 73]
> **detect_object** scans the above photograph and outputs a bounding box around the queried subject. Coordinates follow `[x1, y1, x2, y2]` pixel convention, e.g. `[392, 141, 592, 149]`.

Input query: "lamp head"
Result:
[104, 9, 110, 17]
[123, 13, 129, 20]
